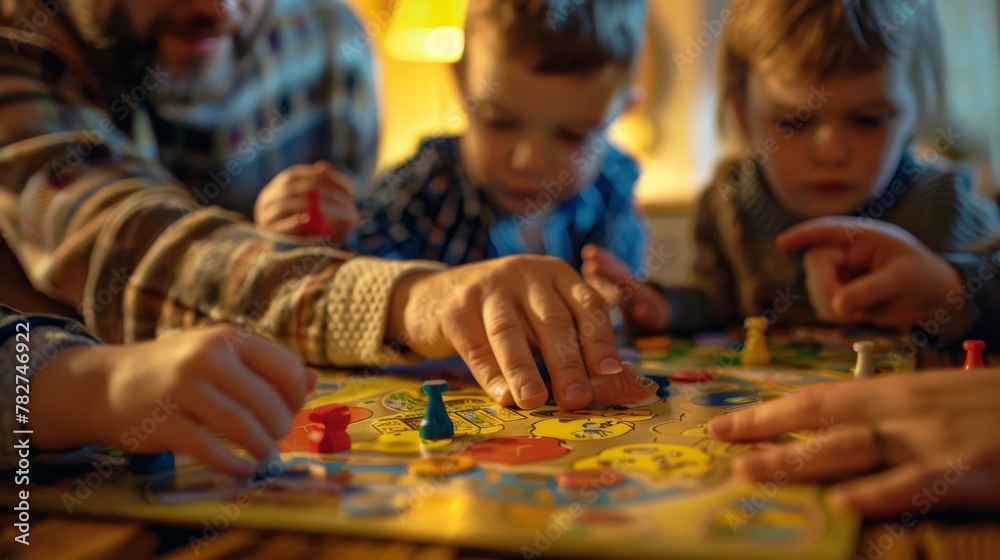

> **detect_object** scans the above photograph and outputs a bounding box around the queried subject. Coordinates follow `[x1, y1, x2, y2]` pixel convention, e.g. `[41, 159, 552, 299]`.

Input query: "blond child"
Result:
[585, 0, 1000, 334]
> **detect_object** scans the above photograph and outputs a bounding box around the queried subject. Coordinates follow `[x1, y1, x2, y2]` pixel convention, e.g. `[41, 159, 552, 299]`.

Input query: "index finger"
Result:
[775, 217, 861, 252]
[707, 380, 885, 441]
[555, 274, 624, 377]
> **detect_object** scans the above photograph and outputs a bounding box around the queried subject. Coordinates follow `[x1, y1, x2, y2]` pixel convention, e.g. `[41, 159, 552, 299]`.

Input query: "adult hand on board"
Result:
[30, 325, 316, 476]
[708, 368, 1000, 517]
[387, 255, 657, 410]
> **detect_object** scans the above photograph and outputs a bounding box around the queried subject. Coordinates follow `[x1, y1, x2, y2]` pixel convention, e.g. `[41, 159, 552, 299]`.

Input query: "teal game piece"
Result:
[419, 380, 454, 440]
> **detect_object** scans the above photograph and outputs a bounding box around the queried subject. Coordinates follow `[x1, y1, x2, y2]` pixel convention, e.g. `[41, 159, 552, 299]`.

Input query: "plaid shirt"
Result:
[0, 0, 440, 364]
[353, 136, 649, 273]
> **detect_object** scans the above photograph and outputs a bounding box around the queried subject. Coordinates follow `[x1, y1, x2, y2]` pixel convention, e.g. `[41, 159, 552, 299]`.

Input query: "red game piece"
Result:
[308, 404, 351, 453]
[963, 340, 985, 370]
[300, 190, 332, 236]
[667, 369, 715, 383]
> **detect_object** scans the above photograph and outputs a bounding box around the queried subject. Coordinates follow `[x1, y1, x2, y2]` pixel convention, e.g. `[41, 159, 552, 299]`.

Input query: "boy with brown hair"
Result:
[353, 0, 649, 276]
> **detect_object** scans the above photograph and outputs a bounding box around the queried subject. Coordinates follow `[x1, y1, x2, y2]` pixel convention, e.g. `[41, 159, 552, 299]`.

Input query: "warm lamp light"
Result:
[385, 0, 467, 63]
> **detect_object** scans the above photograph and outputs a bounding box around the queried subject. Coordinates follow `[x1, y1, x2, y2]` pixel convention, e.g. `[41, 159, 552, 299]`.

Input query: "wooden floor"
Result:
[3, 513, 999, 559]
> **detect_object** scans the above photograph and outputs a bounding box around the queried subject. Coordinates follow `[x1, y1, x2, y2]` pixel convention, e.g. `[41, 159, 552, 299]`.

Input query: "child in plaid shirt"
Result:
[352, 0, 648, 274]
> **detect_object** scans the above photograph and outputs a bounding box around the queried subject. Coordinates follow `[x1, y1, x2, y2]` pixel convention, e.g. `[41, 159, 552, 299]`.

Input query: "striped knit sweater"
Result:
[660, 151, 1000, 333]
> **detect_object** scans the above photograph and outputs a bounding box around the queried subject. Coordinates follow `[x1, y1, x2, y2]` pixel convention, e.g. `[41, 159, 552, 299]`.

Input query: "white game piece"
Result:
[852, 341, 876, 379]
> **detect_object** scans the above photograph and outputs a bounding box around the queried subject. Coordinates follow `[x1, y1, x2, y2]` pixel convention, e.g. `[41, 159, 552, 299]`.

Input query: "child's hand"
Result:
[708, 368, 1000, 517]
[801, 245, 855, 324]
[31, 325, 317, 476]
[777, 217, 975, 336]
[254, 161, 359, 243]
[581, 244, 671, 332]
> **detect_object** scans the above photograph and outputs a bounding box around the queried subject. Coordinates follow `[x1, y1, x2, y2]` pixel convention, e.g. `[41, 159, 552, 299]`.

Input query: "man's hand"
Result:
[388, 256, 657, 410]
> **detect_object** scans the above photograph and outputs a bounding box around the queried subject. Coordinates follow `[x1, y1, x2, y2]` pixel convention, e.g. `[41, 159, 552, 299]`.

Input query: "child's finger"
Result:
[184, 383, 277, 459]
[586, 245, 633, 279]
[627, 285, 671, 331]
[163, 415, 255, 476]
[832, 268, 902, 317]
[263, 213, 307, 236]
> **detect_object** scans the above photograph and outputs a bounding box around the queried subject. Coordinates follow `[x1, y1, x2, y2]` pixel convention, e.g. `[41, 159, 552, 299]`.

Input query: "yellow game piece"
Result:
[406, 455, 477, 476]
[634, 335, 673, 350]
[741, 316, 771, 366]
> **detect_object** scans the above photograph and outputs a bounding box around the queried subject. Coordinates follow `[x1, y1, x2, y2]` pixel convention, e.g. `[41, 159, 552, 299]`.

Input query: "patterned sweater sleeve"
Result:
[0, 306, 102, 469]
[0, 26, 443, 367]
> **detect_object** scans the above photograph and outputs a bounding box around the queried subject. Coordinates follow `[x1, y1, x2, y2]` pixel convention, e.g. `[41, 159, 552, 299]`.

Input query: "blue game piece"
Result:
[645, 375, 672, 397]
[689, 390, 762, 411]
[129, 452, 174, 475]
[419, 380, 454, 440]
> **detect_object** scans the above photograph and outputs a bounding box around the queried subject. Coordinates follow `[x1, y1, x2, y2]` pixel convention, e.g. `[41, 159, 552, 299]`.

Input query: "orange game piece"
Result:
[556, 469, 626, 489]
[634, 335, 673, 350]
[963, 340, 985, 370]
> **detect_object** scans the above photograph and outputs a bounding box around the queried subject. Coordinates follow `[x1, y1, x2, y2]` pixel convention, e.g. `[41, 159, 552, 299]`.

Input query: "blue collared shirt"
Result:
[352, 136, 648, 273]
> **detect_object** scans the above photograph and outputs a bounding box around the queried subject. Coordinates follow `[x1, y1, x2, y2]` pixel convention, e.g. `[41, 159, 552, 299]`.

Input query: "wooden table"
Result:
[2, 512, 1000, 559]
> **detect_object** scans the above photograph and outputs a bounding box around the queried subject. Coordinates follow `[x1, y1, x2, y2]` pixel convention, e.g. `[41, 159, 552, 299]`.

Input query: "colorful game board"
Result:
[6, 329, 908, 560]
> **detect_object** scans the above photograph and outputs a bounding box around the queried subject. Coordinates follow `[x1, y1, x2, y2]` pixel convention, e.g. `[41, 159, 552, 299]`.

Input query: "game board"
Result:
[6, 329, 911, 560]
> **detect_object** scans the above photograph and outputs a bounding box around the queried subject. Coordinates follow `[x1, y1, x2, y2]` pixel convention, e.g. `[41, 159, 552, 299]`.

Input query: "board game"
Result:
[4, 329, 913, 560]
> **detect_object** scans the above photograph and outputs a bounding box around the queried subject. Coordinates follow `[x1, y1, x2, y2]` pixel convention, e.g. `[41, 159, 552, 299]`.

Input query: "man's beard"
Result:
[148, 43, 240, 108]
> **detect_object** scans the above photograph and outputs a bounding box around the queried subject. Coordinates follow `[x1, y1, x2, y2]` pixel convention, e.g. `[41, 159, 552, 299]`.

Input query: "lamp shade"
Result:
[385, 0, 467, 63]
